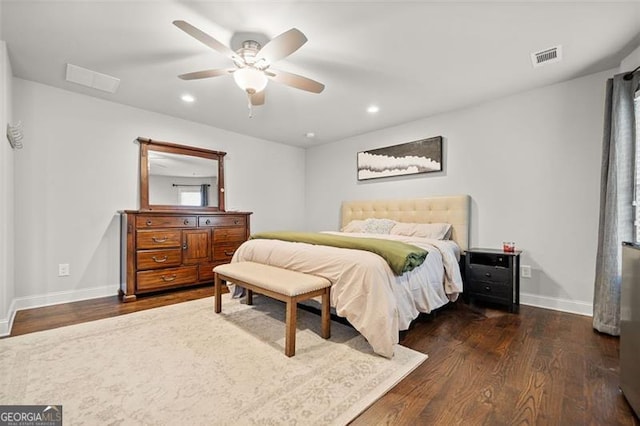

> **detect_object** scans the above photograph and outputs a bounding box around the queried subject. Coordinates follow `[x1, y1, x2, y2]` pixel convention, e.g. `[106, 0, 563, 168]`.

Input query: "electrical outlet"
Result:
[58, 263, 70, 277]
[521, 265, 532, 278]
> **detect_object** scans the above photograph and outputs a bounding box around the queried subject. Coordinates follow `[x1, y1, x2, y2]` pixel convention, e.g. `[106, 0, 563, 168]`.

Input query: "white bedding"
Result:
[229, 232, 463, 358]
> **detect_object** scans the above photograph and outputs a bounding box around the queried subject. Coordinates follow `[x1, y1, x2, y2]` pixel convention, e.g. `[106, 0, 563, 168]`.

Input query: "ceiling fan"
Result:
[173, 20, 325, 107]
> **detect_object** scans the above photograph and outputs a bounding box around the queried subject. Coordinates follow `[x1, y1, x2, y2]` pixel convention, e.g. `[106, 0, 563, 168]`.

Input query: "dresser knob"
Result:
[146, 220, 152, 226]
[484, 286, 491, 292]
[184, 219, 189, 225]
[233, 220, 239, 225]
[206, 219, 211, 225]
[485, 272, 491, 278]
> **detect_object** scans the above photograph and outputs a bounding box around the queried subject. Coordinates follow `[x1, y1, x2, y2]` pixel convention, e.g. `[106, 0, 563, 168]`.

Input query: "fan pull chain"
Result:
[247, 93, 254, 118]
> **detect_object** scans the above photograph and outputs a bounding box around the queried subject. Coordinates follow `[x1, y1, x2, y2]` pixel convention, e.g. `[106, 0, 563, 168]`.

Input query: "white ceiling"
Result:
[1, 1, 639, 147]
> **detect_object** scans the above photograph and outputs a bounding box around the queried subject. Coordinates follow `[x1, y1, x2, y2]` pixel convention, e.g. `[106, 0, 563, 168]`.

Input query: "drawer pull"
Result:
[484, 286, 491, 292]
[224, 250, 235, 256]
[484, 272, 492, 278]
[233, 219, 239, 225]
[161, 275, 177, 282]
[146, 220, 153, 226]
[152, 256, 168, 263]
[205, 219, 211, 225]
[184, 219, 190, 225]
[152, 237, 168, 243]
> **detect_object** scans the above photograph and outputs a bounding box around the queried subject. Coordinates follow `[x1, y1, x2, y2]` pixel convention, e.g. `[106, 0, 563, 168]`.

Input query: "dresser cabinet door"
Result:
[182, 229, 211, 264]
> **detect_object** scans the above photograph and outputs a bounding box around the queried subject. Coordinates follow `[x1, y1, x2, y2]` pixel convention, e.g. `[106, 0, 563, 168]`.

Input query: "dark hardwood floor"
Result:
[7, 287, 639, 425]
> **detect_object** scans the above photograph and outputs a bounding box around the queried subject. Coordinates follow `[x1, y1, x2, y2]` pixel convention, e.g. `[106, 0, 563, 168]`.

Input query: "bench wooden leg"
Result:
[321, 288, 331, 339]
[214, 274, 222, 314]
[246, 288, 253, 305]
[285, 299, 296, 357]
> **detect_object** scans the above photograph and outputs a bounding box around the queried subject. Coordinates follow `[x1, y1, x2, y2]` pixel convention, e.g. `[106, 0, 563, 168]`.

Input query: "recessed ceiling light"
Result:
[181, 94, 195, 103]
[305, 132, 315, 138]
[367, 105, 379, 114]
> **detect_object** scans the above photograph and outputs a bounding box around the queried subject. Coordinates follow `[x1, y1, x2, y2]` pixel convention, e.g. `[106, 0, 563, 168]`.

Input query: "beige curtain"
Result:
[593, 72, 639, 335]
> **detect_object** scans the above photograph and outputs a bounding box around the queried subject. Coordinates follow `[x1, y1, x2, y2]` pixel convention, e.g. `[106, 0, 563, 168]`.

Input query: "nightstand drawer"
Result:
[467, 265, 512, 284]
[467, 280, 512, 300]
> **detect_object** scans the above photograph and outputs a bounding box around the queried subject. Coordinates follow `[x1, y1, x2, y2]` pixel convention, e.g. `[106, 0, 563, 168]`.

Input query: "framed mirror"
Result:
[138, 138, 226, 211]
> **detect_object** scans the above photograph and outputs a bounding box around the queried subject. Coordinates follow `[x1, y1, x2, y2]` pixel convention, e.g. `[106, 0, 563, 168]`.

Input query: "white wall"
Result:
[620, 44, 640, 71]
[0, 40, 15, 334]
[12, 78, 306, 310]
[305, 69, 613, 315]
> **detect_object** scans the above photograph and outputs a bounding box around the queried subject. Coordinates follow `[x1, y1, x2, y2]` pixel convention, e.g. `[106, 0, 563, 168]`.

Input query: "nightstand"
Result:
[464, 248, 521, 313]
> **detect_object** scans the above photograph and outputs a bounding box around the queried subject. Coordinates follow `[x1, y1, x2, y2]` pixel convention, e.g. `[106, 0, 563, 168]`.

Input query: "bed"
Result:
[230, 195, 470, 358]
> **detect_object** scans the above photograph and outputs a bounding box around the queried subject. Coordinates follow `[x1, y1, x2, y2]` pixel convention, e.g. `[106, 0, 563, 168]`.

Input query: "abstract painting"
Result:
[357, 136, 443, 180]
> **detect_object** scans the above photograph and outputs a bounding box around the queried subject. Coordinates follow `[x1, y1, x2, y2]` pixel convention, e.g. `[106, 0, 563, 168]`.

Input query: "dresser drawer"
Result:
[136, 248, 182, 270]
[199, 215, 246, 227]
[467, 280, 512, 300]
[213, 243, 242, 261]
[467, 265, 512, 284]
[199, 262, 215, 282]
[137, 230, 182, 249]
[136, 216, 196, 228]
[137, 266, 198, 291]
[213, 227, 246, 244]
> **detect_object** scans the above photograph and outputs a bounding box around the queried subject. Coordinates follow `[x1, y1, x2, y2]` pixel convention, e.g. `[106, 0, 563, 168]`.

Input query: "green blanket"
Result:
[250, 231, 428, 275]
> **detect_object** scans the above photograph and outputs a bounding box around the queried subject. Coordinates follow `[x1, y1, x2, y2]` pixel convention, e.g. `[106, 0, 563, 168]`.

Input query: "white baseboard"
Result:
[0, 285, 118, 337]
[520, 292, 593, 317]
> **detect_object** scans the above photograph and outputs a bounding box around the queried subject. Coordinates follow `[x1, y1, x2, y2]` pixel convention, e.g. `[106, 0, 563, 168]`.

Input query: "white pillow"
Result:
[390, 222, 452, 239]
[361, 218, 397, 234]
[341, 220, 366, 233]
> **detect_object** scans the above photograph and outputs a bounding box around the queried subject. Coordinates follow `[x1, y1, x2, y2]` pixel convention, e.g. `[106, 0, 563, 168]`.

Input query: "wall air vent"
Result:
[531, 45, 562, 68]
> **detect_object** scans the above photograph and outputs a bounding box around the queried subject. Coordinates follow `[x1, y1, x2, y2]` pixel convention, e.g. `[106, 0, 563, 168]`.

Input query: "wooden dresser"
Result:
[120, 210, 252, 301]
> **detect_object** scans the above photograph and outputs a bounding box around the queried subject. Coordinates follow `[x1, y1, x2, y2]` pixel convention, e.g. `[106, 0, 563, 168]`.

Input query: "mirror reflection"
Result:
[148, 151, 218, 207]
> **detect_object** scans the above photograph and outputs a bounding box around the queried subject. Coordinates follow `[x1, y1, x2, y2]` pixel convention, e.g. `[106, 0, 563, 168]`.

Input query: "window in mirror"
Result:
[178, 187, 205, 207]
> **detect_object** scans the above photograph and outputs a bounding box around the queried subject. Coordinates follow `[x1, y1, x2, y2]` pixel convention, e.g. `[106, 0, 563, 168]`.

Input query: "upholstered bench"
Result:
[213, 262, 331, 357]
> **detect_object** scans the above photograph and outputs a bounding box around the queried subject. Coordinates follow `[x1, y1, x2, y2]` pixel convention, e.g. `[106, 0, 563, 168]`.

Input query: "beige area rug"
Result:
[0, 294, 426, 425]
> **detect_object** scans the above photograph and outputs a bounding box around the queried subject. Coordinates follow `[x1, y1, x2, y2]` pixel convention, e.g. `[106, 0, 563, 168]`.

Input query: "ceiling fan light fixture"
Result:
[233, 67, 268, 94]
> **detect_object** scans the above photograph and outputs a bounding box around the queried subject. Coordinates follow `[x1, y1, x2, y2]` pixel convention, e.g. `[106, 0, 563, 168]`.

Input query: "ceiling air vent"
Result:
[65, 63, 120, 93]
[531, 45, 562, 68]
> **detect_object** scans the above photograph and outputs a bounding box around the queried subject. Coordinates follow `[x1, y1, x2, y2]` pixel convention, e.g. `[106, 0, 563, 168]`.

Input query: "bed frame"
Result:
[341, 195, 471, 251]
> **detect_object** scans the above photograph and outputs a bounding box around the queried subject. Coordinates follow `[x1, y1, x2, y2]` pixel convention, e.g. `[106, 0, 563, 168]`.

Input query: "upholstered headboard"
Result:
[341, 195, 471, 251]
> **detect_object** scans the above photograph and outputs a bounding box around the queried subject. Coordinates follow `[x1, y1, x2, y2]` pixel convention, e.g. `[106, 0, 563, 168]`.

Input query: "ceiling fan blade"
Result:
[173, 20, 241, 62]
[250, 91, 265, 106]
[178, 69, 233, 80]
[255, 28, 307, 64]
[268, 69, 324, 93]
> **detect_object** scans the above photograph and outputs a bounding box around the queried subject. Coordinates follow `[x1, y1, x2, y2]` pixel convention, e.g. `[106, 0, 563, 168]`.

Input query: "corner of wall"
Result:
[0, 39, 16, 335]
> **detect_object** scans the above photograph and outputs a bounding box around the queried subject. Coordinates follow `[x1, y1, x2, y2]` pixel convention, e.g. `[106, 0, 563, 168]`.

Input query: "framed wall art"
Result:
[357, 136, 443, 180]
